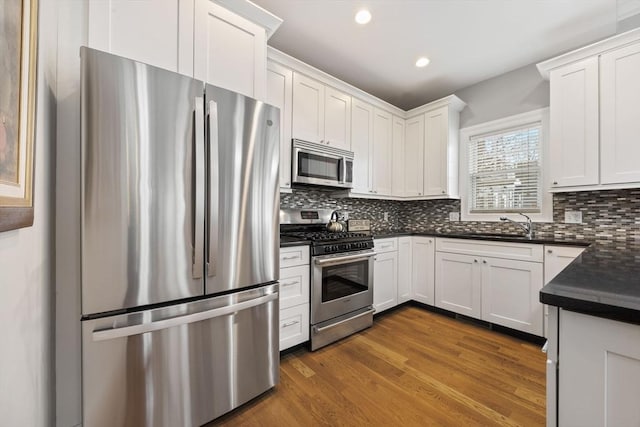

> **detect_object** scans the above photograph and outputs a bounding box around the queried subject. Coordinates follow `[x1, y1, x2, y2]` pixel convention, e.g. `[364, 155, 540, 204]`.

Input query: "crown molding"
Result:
[213, 0, 283, 39]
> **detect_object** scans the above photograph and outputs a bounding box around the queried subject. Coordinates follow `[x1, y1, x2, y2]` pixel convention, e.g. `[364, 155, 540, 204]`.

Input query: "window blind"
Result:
[468, 123, 541, 213]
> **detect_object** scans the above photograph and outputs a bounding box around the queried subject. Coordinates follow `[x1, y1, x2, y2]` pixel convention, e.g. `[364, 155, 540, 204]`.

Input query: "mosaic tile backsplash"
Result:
[281, 188, 640, 249]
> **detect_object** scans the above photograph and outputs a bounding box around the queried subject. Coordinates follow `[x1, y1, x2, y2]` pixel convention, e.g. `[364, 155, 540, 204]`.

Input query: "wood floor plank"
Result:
[208, 305, 546, 426]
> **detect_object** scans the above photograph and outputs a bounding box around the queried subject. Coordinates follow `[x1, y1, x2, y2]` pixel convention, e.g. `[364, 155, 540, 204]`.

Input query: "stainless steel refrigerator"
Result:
[79, 47, 280, 427]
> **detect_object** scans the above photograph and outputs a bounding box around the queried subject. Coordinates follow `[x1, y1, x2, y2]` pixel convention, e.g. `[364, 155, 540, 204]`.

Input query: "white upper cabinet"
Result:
[350, 99, 374, 194]
[372, 108, 393, 196]
[404, 115, 425, 197]
[292, 73, 324, 143]
[194, 0, 267, 99]
[392, 116, 406, 197]
[324, 87, 351, 150]
[292, 73, 351, 150]
[403, 97, 464, 199]
[266, 61, 293, 191]
[600, 41, 640, 184]
[538, 28, 640, 191]
[424, 106, 451, 196]
[88, 0, 278, 101]
[88, 0, 194, 75]
[549, 58, 600, 188]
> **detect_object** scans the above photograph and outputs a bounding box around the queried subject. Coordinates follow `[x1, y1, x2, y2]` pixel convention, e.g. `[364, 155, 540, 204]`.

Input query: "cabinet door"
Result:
[600, 41, 640, 184]
[267, 61, 293, 190]
[351, 99, 374, 194]
[88, 0, 194, 75]
[543, 245, 584, 337]
[559, 310, 640, 426]
[194, 0, 266, 99]
[481, 257, 543, 336]
[373, 251, 398, 313]
[392, 116, 405, 197]
[397, 237, 412, 304]
[404, 115, 425, 197]
[292, 73, 324, 144]
[372, 109, 393, 196]
[549, 57, 599, 188]
[544, 245, 585, 284]
[324, 87, 351, 150]
[424, 107, 449, 196]
[435, 252, 480, 317]
[412, 237, 435, 305]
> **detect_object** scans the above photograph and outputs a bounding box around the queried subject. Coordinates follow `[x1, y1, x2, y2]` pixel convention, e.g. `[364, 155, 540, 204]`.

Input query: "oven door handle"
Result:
[314, 251, 377, 266]
[313, 308, 376, 333]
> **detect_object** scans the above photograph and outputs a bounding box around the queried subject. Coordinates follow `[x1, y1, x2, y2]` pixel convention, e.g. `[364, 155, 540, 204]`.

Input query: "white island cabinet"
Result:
[549, 309, 640, 427]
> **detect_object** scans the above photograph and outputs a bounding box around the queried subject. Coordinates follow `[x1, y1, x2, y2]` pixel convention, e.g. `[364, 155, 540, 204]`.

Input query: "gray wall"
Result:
[455, 63, 549, 128]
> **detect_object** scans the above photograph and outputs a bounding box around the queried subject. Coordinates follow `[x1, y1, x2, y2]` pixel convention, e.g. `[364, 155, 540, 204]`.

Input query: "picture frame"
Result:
[0, 0, 38, 232]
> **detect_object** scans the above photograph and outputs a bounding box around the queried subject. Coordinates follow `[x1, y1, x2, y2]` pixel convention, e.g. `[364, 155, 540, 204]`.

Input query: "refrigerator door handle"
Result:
[193, 97, 206, 279]
[92, 292, 278, 342]
[207, 100, 219, 277]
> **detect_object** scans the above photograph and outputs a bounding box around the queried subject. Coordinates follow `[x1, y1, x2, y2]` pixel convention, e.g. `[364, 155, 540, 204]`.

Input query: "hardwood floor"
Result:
[209, 305, 546, 426]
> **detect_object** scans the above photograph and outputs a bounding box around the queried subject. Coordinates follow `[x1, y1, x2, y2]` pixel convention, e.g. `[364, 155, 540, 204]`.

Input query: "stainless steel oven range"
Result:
[280, 208, 375, 350]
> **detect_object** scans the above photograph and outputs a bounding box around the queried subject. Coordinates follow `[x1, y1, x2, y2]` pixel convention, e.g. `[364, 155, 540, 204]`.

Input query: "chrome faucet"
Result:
[500, 213, 534, 239]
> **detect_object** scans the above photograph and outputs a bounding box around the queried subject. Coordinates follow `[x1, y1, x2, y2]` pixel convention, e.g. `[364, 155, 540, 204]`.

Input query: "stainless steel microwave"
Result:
[291, 139, 354, 189]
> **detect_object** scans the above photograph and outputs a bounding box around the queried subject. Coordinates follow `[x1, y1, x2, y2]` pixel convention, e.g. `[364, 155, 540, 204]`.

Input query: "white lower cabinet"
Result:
[481, 257, 543, 336]
[397, 237, 412, 303]
[411, 237, 435, 305]
[558, 310, 640, 426]
[373, 238, 398, 313]
[543, 245, 585, 337]
[278, 246, 310, 351]
[435, 238, 545, 336]
[435, 252, 481, 318]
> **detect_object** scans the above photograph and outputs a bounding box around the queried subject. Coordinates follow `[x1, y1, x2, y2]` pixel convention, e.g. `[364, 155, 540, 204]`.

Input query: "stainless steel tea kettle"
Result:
[326, 210, 344, 233]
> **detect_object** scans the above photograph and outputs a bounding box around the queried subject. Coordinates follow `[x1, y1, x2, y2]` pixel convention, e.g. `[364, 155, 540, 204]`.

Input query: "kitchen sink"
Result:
[459, 232, 532, 240]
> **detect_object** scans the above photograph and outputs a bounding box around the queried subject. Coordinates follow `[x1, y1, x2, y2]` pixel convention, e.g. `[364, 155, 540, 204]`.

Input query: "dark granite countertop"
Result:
[540, 242, 640, 324]
[371, 230, 591, 247]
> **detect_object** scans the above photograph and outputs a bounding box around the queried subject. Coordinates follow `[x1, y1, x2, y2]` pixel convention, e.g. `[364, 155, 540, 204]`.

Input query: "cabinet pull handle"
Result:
[281, 281, 299, 287]
[282, 320, 300, 328]
[281, 255, 300, 260]
[552, 181, 558, 185]
[474, 259, 478, 263]
[482, 260, 487, 264]
[441, 190, 445, 194]
[547, 249, 553, 254]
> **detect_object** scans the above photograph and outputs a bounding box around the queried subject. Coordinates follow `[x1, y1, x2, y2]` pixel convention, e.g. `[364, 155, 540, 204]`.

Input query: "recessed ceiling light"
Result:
[355, 9, 372, 25]
[415, 57, 430, 68]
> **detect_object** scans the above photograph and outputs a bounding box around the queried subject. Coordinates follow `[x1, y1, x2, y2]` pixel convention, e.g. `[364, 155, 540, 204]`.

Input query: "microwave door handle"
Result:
[207, 100, 219, 277]
[291, 147, 300, 181]
[192, 97, 205, 279]
[340, 156, 346, 184]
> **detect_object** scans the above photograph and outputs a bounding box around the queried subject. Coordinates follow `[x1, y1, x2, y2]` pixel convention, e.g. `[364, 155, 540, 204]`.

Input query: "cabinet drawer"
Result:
[436, 238, 543, 262]
[279, 304, 309, 351]
[279, 265, 310, 309]
[279, 245, 310, 268]
[374, 237, 398, 253]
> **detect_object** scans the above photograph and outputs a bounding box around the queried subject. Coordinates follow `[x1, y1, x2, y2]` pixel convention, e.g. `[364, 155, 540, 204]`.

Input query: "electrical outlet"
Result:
[564, 210, 582, 224]
[342, 211, 349, 220]
[383, 212, 389, 222]
[449, 212, 460, 222]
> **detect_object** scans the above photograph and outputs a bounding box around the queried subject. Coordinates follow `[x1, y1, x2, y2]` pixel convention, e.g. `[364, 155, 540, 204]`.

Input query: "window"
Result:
[469, 124, 541, 213]
[460, 109, 551, 222]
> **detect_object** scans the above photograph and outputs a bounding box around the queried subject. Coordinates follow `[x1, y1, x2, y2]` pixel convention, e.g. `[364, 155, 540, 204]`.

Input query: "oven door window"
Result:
[322, 259, 369, 302]
[298, 152, 341, 181]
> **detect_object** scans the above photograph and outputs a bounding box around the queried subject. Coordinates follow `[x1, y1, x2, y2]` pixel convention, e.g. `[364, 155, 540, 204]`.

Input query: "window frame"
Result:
[460, 108, 552, 222]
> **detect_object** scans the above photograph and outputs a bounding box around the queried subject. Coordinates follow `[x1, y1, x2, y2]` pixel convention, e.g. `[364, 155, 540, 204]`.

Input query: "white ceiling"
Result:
[253, 0, 619, 110]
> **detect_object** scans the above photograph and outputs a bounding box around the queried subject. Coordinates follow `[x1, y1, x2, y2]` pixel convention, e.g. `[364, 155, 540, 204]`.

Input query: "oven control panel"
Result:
[313, 240, 374, 256]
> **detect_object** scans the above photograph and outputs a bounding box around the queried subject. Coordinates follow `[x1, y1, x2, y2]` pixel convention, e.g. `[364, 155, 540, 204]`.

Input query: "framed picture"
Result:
[0, 0, 38, 232]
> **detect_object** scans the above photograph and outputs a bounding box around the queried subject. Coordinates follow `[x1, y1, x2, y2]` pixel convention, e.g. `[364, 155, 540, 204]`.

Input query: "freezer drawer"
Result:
[82, 284, 279, 427]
